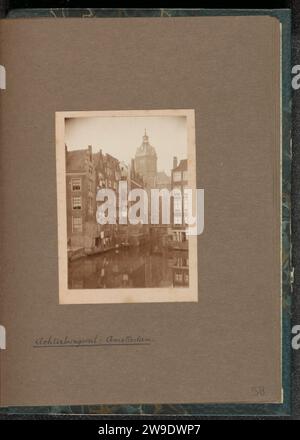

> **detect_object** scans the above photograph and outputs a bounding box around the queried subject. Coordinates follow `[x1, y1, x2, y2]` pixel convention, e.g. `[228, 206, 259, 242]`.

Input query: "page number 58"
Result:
[292, 325, 300, 350]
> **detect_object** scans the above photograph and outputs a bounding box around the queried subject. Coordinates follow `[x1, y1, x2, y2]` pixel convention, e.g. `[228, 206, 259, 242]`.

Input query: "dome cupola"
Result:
[135, 129, 157, 158]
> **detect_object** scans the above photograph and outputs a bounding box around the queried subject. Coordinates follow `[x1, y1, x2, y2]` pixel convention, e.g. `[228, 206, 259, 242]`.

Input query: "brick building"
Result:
[93, 150, 121, 253]
[134, 129, 157, 188]
[66, 145, 97, 256]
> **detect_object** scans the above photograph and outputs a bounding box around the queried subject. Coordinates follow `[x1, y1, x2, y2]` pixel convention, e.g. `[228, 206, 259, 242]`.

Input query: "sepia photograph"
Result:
[56, 110, 198, 304]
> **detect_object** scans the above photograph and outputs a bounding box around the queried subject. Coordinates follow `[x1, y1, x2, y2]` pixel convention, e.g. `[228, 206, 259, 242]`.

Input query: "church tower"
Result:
[134, 130, 157, 186]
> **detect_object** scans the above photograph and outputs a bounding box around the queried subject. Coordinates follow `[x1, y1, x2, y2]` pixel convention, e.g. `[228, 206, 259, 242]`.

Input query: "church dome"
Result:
[135, 130, 157, 158]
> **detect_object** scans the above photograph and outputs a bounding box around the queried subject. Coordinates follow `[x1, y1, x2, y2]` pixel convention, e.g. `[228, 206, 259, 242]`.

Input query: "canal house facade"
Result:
[66, 136, 153, 258]
[66, 145, 97, 257]
[65, 131, 189, 289]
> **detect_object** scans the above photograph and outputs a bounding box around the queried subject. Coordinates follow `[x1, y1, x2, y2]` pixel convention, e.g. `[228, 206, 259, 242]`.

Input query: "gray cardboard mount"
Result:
[0, 11, 291, 416]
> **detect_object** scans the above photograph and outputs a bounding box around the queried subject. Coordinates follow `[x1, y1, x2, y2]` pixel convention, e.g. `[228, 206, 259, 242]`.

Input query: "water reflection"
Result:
[68, 245, 189, 289]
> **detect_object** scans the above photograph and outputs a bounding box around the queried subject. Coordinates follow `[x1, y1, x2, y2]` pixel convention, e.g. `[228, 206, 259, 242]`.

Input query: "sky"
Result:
[65, 115, 187, 175]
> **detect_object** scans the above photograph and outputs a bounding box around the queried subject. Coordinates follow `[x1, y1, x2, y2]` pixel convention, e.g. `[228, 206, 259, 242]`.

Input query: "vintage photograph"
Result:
[56, 110, 198, 304]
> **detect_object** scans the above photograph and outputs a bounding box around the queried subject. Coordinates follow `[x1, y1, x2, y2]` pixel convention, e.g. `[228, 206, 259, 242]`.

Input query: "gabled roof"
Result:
[173, 159, 187, 172]
[155, 171, 171, 185]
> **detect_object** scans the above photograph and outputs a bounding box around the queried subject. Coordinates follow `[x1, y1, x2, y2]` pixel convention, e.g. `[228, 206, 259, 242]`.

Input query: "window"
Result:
[72, 196, 82, 210]
[183, 171, 188, 181]
[174, 197, 182, 211]
[121, 207, 127, 220]
[173, 232, 180, 241]
[72, 280, 83, 288]
[72, 216, 82, 232]
[173, 188, 182, 224]
[173, 171, 181, 182]
[176, 257, 182, 267]
[175, 272, 183, 282]
[71, 178, 81, 191]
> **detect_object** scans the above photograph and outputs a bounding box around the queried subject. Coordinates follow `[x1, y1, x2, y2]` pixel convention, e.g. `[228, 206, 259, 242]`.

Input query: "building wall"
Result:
[94, 151, 121, 251]
[135, 154, 157, 181]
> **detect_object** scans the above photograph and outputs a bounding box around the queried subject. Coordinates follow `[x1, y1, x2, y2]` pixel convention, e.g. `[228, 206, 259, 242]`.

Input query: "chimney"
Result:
[87, 145, 93, 161]
[131, 158, 135, 175]
[173, 156, 178, 169]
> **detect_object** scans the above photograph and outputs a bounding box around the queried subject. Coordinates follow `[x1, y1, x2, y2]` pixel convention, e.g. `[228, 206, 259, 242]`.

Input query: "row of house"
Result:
[65, 131, 189, 287]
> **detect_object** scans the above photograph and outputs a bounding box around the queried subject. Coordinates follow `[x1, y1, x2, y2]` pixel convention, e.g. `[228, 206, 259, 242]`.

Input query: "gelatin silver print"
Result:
[56, 110, 198, 304]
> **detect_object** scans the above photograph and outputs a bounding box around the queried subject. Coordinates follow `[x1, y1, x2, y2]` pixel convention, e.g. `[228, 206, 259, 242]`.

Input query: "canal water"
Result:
[68, 245, 189, 289]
